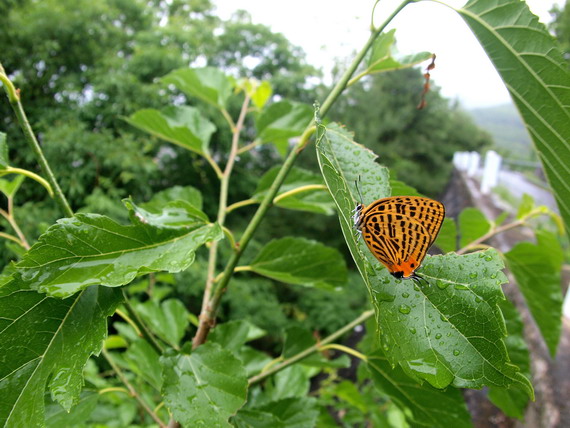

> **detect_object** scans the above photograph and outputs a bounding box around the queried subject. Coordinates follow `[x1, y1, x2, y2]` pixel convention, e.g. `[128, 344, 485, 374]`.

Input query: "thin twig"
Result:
[192, 0, 413, 348]
[194, 94, 251, 349]
[248, 310, 374, 385]
[0, 63, 73, 217]
[102, 349, 167, 428]
[121, 290, 164, 354]
[0, 199, 30, 249]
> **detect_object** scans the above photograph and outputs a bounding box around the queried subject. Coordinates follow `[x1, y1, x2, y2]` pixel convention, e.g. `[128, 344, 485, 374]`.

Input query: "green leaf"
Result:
[265, 365, 309, 402]
[536, 229, 564, 270]
[363, 30, 432, 76]
[135, 299, 189, 347]
[45, 391, 98, 428]
[505, 240, 563, 356]
[162, 67, 234, 108]
[125, 197, 209, 228]
[516, 193, 535, 220]
[329, 381, 368, 413]
[0, 174, 25, 198]
[316, 122, 533, 396]
[390, 179, 423, 197]
[458, 207, 491, 248]
[0, 285, 122, 426]
[435, 217, 457, 253]
[253, 166, 334, 215]
[235, 346, 273, 377]
[456, 0, 570, 243]
[124, 339, 163, 390]
[160, 342, 248, 427]
[246, 80, 272, 110]
[209, 320, 266, 353]
[488, 298, 531, 419]
[249, 237, 347, 289]
[0, 132, 9, 169]
[282, 326, 315, 359]
[125, 106, 216, 156]
[104, 334, 128, 349]
[367, 351, 472, 428]
[281, 326, 350, 369]
[256, 101, 312, 156]
[233, 397, 319, 428]
[14, 208, 222, 298]
[141, 185, 203, 211]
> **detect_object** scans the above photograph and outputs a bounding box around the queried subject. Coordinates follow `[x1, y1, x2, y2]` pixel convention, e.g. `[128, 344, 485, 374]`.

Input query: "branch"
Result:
[192, 0, 413, 348]
[456, 207, 548, 255]
[103, 349, 167, 428]
[0, 63, 73, 217]
[194, 94, 251, 349]
[248, 310, 374, 385]
[121, 290, 164, 355]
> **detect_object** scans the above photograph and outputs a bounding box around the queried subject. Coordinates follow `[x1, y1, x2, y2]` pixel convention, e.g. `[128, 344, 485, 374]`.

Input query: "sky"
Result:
[215, 0, 565, 109]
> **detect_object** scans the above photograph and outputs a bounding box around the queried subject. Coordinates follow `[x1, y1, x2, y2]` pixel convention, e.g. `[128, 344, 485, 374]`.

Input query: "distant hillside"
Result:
[468, 103, 533, 159]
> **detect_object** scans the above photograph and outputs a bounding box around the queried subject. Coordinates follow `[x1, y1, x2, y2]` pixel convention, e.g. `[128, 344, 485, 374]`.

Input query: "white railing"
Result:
[453, 150, 501, 194]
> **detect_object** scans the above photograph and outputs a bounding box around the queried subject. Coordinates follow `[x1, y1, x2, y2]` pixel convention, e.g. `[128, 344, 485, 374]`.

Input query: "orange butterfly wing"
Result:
[358, 196, 445, 278]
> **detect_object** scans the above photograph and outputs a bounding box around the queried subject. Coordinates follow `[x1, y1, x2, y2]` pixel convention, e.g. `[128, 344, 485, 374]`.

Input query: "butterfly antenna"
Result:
[411, 273, 430, 288]
[354, 175, 364, 204]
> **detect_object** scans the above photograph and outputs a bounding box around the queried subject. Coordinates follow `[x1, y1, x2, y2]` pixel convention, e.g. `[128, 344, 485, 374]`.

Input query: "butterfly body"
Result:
[353, 196, 445, 280]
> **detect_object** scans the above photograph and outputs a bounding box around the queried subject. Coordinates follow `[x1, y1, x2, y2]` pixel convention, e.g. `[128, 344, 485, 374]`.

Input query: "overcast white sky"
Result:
[215, 0, 565, 109]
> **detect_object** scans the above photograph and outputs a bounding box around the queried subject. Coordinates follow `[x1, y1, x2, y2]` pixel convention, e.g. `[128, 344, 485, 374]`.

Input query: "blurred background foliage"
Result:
[1, 0, 496, 354]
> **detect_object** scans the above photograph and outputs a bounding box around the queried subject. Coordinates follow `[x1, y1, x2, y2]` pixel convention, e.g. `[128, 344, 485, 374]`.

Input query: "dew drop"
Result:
[485, 255, 492, 261]
[414, 284, 420, 291]
[469, 272, 478, 279]
[440, 314, 448, 322]
[399, 304, 411, 315]
[409, 327, 417, 334]
[425, 326, 431, 336]
[490, 273, 497, 279]
[436, 280, 449, 290]
[435, 333, 442, 339]
[475, 296, 482, 303]
[402, 292, 410, 298]
[453, 349, 460, 356]
[454, 283, 469, 290]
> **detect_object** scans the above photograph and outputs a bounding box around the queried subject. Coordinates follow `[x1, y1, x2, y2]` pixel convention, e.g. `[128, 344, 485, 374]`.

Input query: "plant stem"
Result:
[102, 349, 167, 428]
[204, 154, 223, 179]
[0, 63, 73, 217]
[456, 208, 546, 255]
[226, 198, 257, 213]
[248, 310, 374, 385]
[318, 343, 368, 362]
[272, 184, 328, 204]
[237, 140, 260, 154]
[1, 167, 54, 196]
[0, 231, 24, 247]
[121, 290, 164, 354]
[0, 198, 30, 249]
[192, 1, 411, 348]
[194, 94, 251, 349]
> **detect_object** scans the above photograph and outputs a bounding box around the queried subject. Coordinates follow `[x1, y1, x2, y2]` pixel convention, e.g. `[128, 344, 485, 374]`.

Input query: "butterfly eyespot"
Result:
[355, 196, 445, 281]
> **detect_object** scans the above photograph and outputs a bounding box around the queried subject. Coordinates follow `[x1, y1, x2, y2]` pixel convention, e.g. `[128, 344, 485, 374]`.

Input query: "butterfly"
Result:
[353, 189, 445, 283]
